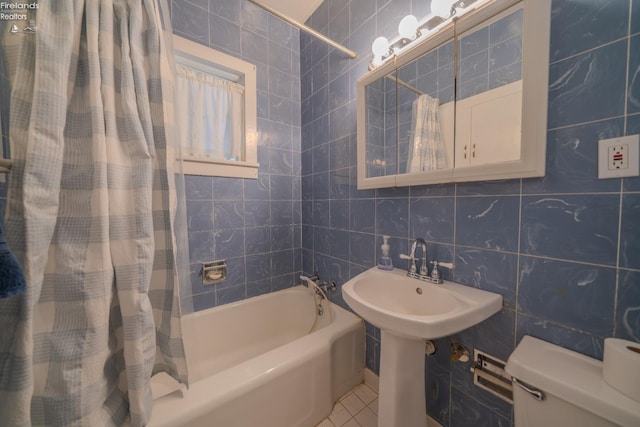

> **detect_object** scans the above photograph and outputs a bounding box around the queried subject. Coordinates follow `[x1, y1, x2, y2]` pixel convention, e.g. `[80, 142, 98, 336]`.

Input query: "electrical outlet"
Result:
[608, 144, 628, 170]
[598, 135, 639, 179]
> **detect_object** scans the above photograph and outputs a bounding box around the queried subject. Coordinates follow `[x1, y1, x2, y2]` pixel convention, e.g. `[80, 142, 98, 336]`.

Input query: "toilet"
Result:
[505, 335, 640, 427]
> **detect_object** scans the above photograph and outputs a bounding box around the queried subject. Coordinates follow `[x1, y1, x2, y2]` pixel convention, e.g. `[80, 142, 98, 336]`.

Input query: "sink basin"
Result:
[342, 267, 503, 339]
[342, 267, 503, 427]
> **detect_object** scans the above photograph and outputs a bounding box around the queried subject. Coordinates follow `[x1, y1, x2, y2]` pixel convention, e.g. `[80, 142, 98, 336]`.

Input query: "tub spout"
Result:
[300, 275, 325, 299]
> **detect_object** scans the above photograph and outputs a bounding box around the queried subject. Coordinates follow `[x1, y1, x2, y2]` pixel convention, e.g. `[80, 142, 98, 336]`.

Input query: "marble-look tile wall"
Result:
[301, 0, 640, 426]
[172, 0, 303, 311]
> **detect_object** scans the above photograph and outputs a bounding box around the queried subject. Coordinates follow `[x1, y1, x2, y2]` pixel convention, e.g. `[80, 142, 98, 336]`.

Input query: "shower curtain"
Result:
[0, 1, 189, 426]
[406, 94, 447, 172]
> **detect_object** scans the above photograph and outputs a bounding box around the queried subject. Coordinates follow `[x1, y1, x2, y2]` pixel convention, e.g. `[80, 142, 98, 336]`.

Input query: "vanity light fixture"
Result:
[370, 0, 485, 70]
[431, 0, 456, 18]
[398, 15, 420, 41]
[372, 36, 392, 57]
[371, 36, 392, 65]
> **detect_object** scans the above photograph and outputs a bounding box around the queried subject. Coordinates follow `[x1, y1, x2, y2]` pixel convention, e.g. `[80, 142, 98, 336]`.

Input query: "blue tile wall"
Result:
[548, 39, 627, 129]
[630, 34, 640, 115]
[549, 0, 629, 63]
[172, 0, 302, 311]
[301, 1, 640, 426]
[634, 0, 640, 36]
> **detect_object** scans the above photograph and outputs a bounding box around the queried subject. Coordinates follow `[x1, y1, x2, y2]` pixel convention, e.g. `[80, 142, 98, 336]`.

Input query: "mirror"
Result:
[454, 6, 523, 168]
[357, 0, 551, 188]
[395, 39, 455, 175]
[364, 68, 395, 178]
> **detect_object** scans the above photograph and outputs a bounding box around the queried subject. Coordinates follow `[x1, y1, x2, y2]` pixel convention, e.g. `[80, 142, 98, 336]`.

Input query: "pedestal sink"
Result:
[342, 267, 503, 427]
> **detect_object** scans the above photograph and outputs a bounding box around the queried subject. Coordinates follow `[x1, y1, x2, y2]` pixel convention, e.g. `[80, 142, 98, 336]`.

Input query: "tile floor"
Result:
[316, 383, 379, 427]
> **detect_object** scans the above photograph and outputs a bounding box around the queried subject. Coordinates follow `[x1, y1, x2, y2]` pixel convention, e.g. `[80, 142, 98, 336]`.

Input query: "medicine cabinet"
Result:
[356, 0, 551, 189]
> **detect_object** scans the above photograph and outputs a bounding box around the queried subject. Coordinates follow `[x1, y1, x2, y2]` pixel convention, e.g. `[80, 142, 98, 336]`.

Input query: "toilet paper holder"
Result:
[471, 349, 514, 403]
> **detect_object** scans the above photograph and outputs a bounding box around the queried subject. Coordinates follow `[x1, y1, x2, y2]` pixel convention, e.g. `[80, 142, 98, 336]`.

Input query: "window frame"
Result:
[173, 35, 258, 179]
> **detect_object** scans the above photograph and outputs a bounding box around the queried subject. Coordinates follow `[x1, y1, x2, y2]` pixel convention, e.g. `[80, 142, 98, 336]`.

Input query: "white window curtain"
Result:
[175, 64, 244, 162]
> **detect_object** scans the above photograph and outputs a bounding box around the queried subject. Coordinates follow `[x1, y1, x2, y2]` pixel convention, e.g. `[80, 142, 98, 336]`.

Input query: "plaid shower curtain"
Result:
[406, 94, 448, 173]
[0, 1, 188, 426]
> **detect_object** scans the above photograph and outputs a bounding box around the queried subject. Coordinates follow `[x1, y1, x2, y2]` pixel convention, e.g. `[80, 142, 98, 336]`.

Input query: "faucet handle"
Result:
[433, 261, 454, 270]
[400, 254, 418, 273]
[429, 261, 441, 282]
[429, 261, 454, 284]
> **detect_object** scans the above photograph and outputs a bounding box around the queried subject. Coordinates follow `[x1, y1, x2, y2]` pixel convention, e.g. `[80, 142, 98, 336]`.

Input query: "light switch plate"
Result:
[598, 135, 639, 179]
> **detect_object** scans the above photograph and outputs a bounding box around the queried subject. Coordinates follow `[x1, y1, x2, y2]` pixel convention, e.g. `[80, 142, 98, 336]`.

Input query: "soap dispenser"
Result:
[377, 235, 394, 270]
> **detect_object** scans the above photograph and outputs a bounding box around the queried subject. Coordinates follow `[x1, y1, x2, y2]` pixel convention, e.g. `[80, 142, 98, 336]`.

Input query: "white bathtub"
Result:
[147, 285, 365, 427]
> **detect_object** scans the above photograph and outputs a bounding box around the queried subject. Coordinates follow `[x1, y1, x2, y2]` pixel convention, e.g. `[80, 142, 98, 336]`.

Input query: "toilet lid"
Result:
[505, 336, 640, 427]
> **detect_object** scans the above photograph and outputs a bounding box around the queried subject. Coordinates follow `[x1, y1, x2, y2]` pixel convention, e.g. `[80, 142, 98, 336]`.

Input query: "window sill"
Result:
[180, 157, 259, 179]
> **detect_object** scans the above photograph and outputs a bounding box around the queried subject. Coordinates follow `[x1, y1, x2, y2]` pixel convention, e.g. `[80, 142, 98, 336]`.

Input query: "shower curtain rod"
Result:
[246, 0, 357, 59]
[387, 75, 423, 95]
[0, 158, 10, 174]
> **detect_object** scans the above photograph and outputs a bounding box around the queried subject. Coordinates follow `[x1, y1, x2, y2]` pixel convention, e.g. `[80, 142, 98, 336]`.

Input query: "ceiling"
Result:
[257, 0, 324, 23]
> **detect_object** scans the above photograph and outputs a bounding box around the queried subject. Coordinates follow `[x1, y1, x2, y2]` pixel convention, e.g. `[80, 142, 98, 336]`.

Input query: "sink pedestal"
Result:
[341, 267, 503, 426]
[378, 330, 426, 427]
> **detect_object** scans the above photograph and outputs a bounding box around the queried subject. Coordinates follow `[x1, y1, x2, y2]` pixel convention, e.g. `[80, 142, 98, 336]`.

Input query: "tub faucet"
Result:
[400, 238, 428, 279]
[300, 274, 335, 299]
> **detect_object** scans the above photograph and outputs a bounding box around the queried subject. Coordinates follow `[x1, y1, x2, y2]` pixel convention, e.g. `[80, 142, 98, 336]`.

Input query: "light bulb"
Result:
[431, 0, 454, 17]
[371, 36, 390, 58]
[398, 15, 419, 40]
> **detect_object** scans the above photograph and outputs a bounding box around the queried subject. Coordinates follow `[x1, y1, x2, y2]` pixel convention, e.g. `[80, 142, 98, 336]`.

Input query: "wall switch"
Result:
[598, 135, 639, 179]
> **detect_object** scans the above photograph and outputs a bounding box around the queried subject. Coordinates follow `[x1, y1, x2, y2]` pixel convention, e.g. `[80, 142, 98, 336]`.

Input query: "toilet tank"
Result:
[505, 336, 640, 427]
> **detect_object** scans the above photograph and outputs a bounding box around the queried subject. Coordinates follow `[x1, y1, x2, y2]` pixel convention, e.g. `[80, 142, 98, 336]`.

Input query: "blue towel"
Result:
[0, 221, 26, 298]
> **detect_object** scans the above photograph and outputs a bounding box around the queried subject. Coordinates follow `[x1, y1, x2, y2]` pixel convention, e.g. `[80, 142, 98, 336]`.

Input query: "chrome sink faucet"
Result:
[401, 238, 428, 279]
[400, 238, 455, 284]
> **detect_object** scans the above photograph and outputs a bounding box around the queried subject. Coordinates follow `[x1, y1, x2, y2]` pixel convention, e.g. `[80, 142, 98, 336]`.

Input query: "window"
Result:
[173, 36, 258, 179]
